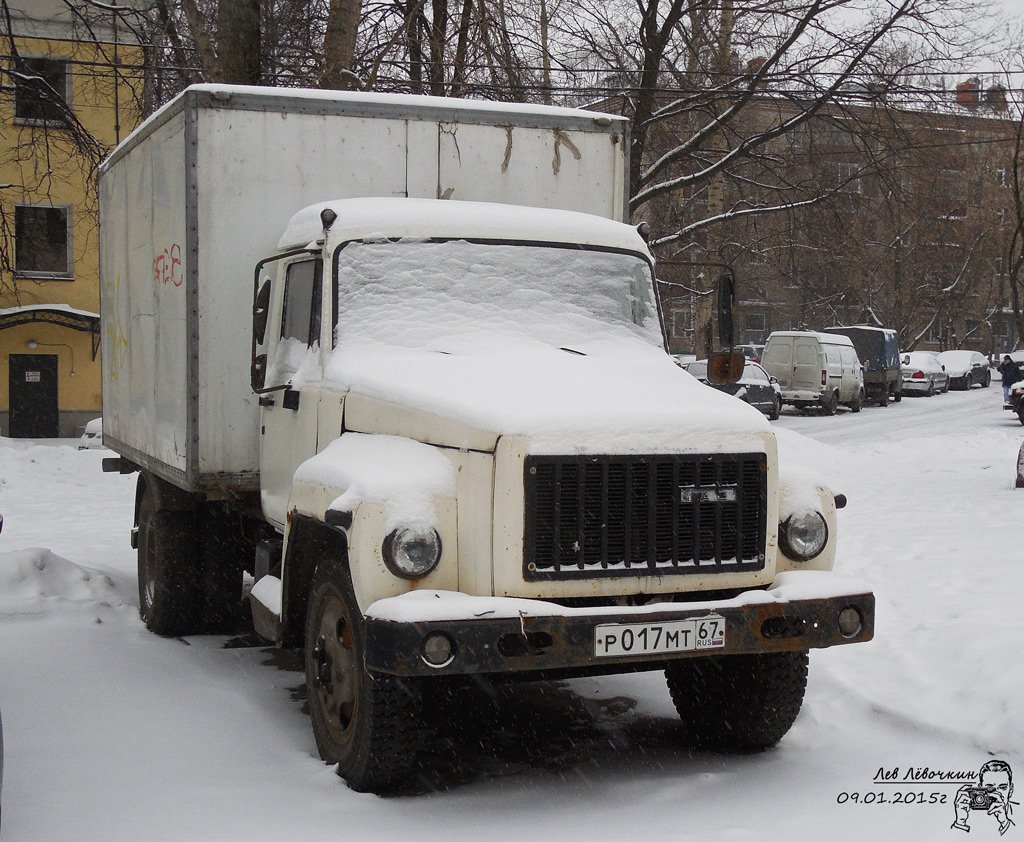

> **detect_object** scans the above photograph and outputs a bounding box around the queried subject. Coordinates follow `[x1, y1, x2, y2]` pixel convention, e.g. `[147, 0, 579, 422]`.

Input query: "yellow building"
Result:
[0, 0, 144, 437]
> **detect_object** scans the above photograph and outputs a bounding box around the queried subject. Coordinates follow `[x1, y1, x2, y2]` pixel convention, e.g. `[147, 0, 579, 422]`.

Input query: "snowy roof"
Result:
[766, 330, 854, 346]
[185, 83, 626, 123]
[280, 197, 651, 255]
[112, 84, 627, 167]
[0, 304, 99, 320]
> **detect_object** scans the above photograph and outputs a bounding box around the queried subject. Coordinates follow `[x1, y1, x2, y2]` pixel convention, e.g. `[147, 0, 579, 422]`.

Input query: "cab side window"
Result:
[281, 259, 321, 346]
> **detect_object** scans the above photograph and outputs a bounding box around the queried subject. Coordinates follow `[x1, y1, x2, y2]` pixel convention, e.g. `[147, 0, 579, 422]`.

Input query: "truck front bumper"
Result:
[363, 572, 874, 678]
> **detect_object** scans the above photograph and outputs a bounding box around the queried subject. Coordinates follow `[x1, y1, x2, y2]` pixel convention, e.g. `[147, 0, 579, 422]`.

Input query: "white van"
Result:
[761, 331, 865, 414]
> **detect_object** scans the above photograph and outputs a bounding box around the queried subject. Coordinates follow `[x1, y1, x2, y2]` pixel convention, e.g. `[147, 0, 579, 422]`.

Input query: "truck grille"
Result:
[524, 453, 767, 580]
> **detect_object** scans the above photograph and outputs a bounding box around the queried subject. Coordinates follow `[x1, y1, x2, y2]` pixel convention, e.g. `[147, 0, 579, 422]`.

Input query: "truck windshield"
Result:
[332, 239, 662, 349]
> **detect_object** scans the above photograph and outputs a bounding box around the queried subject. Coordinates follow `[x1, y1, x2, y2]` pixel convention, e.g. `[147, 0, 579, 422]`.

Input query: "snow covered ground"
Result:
[0, 385, 1020, 841]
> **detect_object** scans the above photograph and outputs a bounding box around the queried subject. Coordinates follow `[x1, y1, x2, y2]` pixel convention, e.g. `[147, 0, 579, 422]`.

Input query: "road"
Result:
[0, 386, 1020, 842]
[775, 380, 1021, 443]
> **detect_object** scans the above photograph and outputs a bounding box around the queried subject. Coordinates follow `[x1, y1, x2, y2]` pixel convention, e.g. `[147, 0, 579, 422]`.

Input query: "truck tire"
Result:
[305, 560, 422, 792]
[893, 384, 902, 402]
[849, 389, 863, 413]
[665, 650, 809, 751]
[137, 487, 202, 636]
[821, 391, 838, 416]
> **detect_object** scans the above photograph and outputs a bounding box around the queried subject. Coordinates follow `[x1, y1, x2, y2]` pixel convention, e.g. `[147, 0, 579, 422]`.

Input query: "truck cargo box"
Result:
[99, 85, 629, 493]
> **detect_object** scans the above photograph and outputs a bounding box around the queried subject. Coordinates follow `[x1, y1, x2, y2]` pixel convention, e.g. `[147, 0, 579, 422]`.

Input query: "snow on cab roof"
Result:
[279, 197, 651, 254]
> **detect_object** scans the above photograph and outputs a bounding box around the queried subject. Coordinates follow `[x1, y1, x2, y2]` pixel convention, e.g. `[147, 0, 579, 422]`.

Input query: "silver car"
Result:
[901, 351, 949, 396]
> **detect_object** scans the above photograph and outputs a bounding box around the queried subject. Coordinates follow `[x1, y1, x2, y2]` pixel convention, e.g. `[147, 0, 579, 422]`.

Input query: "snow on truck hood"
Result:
[329, 340, 772, 453]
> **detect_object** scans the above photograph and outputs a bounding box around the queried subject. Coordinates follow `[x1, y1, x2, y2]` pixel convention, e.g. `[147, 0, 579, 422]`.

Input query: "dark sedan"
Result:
[685, 359, 782, 419]
[935, 350, 991, 390]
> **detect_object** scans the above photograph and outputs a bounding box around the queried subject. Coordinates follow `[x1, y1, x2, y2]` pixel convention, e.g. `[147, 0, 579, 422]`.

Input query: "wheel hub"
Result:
[310, 597, 357, 738]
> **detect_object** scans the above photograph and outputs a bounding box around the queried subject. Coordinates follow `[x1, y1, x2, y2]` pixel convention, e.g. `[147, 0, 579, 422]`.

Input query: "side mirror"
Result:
[707, 351, 744, 384]
[769, 375, 778, 384]
[253, 279, 272, 346]
[251, 354, 268, 393]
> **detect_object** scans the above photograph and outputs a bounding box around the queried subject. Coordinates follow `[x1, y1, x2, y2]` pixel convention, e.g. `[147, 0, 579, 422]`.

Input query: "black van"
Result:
[823, 325, 902, 406]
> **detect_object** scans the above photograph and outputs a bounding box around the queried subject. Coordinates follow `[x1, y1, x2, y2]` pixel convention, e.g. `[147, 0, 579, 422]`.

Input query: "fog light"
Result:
[838, 606, 863, 638]
[421, 632, 455, 668]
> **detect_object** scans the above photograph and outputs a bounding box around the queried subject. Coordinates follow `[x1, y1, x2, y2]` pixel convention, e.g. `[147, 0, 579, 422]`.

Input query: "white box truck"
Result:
[100, 84, 873, 793]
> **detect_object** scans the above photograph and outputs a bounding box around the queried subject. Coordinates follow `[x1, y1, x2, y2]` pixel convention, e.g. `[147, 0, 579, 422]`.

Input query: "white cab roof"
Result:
[280, 197, 651, 256]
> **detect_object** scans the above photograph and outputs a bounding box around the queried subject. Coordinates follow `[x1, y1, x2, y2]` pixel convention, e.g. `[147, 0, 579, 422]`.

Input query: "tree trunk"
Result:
[321, 0, 365, 90]
[216, 0, 261, 85]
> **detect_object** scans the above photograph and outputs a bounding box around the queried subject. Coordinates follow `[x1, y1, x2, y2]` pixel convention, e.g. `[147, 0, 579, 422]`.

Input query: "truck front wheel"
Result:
[305, 560, 422, 792]
[665, 650, 809, 751]
[137, 487, 201, 636]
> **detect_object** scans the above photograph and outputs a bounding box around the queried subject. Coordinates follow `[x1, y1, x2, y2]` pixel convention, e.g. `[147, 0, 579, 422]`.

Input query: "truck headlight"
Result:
[779, 511, 828, 561]
[383, 528, 442, 579]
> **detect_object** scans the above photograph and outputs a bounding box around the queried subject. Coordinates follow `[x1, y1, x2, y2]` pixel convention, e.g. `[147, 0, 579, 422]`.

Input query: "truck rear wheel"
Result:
[821, 391, 838, 416]
[305, 560, 422, 792]
[137, 487, 202, 636]
[665, 651, 809, 751]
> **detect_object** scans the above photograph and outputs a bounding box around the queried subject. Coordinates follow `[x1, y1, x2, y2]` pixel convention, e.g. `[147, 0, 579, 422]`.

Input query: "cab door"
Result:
[257, 256, 324, 529]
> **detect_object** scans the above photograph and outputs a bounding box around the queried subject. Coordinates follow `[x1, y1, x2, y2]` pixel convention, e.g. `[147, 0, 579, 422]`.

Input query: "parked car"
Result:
[685, 359, 783, 419]
[1008, 381, 1024, 425]
[671, 353, 698, 369]
[900, 351, 949, 396]
[935, 350, 991, 390]
[823, 325, 902, 405]
[1, 513, 3, 831]
[761, 331, 864, 414]
[78, 417, 104, 450]
[732, 343, 765, 363]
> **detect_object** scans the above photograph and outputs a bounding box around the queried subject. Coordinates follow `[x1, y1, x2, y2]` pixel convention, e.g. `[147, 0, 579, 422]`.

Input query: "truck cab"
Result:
[244, 197, 873, 791]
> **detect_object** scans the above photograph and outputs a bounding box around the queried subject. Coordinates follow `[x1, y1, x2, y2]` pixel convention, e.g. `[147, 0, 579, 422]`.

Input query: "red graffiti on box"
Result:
[154, 244, 182, 287]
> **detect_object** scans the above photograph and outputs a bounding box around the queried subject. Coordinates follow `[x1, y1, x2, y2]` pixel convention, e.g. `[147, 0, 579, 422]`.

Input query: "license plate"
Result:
[593, 616, 726, 658]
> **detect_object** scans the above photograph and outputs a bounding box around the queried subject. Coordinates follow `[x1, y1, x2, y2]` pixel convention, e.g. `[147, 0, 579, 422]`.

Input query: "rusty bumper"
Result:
[364, 591, 874, 678]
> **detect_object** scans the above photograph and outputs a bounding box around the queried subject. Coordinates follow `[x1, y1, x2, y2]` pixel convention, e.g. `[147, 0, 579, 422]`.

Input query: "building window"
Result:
[669, 306, 693, 340]
[742, 311, 769, 343]
[15, 205, 71, 277]
[837, 161, 862, 193]
[14, 56, 70, 124]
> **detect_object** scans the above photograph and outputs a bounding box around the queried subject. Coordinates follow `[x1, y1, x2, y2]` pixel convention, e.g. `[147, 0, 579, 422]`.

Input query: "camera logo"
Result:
[953, 760, 1015, 835]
